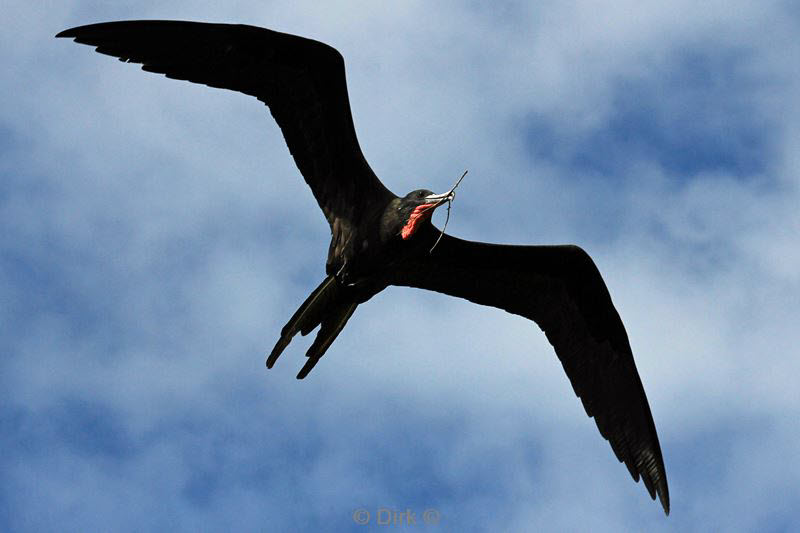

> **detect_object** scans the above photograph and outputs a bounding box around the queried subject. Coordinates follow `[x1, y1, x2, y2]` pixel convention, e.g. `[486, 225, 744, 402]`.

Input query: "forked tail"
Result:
[266, 276, 358, 379]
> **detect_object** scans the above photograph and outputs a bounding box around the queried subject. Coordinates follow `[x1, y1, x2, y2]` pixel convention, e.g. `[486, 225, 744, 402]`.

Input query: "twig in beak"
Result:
[429, 170, 467, 253]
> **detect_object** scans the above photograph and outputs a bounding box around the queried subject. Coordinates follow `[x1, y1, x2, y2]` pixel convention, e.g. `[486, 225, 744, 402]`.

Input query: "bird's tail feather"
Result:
[266, 275, 357, 378]
[296, 300, 357, 379]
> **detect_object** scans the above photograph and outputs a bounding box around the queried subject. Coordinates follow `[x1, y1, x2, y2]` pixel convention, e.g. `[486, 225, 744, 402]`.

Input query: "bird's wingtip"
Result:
[659, 490, 670, 516]
[56, 22, 109, 39]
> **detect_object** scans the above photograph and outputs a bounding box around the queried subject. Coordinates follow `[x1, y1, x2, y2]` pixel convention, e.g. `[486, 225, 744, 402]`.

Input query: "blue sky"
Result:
[3, 1, 800, 531]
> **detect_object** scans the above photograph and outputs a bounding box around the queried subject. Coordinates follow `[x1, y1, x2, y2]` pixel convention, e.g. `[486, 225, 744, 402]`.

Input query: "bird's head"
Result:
[383, 172, 466, 243]
[394, 189, 455, 240]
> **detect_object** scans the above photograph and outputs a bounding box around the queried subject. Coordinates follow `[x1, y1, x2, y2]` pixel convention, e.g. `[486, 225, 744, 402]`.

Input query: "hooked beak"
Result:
[423, 169, 465, 208]
[423, 190, 455, 206]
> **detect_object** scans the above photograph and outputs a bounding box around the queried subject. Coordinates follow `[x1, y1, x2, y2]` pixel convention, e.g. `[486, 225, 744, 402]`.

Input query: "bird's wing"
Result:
[391, 232, 669, 514]
[56, 20, 395, 233]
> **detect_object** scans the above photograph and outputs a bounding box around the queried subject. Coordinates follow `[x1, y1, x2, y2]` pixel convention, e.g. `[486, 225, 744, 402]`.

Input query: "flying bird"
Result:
[57, 20, 669, 514]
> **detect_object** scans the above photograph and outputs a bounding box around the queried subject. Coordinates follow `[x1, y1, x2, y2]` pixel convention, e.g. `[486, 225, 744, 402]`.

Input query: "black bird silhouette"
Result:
[57, 20, 669, 514]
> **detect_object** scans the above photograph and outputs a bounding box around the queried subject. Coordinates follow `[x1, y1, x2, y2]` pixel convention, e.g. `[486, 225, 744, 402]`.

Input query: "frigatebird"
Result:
[57, 20, 670, 514]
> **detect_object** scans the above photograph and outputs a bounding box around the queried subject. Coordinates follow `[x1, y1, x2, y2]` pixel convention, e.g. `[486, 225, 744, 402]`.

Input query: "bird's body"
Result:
[58, 20, 670, 514]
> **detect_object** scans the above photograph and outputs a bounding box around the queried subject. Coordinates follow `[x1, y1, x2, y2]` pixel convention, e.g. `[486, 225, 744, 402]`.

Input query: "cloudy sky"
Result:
[3, 1, 799, 531]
